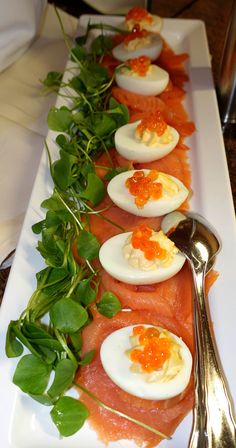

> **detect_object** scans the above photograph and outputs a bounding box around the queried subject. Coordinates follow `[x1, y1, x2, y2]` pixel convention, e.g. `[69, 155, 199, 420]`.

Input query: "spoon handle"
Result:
[189, 263, 236, 448]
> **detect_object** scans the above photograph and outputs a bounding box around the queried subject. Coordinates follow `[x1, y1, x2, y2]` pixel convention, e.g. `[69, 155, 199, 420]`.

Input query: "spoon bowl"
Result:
[162, 211, 236, 448]
[161, 211, 219, 273]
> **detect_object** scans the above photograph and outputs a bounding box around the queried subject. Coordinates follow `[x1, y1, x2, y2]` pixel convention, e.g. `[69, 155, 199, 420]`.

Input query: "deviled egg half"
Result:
[115, 55, 169, 96]
[112, 29, 163, 62]
[123, 6, 163, 33]
[107, 169, 189, 217]
[99, 224, 186, 285]
[115, 112, 180, 162]
[100, 324, 192, 400]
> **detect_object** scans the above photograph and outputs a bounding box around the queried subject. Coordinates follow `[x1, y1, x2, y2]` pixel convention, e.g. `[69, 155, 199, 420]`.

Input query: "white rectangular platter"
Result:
[0, 15, 235, 448]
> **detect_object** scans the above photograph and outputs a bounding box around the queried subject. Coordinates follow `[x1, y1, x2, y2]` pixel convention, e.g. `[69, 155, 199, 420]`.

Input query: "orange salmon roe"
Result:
[126, 6, 153, 24]
[124, 29, 149, 45]
[130, 326, 172, 372]
[125, 170, 162, 208]
[127, 55, 151, 76]
[131, 224, 167, 260]
[137, 111, 167, 136]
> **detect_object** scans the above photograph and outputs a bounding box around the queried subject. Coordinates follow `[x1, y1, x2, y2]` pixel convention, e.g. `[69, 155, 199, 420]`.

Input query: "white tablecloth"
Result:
[0, 4, 78, 267]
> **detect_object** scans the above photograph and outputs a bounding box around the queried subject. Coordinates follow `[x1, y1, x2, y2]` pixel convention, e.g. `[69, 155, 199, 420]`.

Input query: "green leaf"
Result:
[22, 322, 64, 351]
[69, 76, 86, 94]
[52, 149, 78, 191]
[11, 324, 48, 362]
[37, 346, 57, 364]
[50, 396, 89, 437]
[76, 230, 100, 261]
[45, 210, 61, 228]
[70, 44, 87, 62]
[41, 193, 74, 222]
[42, 71, 62, 89]
[41, 192, 65, 211]
[75, 34, 87, 46]
[79, 62, 108, 92]
[97, 292, 122, 318]
[69, 331, 82, 352]
[22, 322, 51, 339]
[76, 278, 96, 306]
[52, 149, 78, 190]
[50, 298, 88, 333]
[36, 266, 68, 289]
[48, 359, 76, 398]
[13, 354, 51, 394]
[36, 229, 65, 268]
[32, 220, 44, 234]
[92, 113, 116, 138]
[89, 62, 108, 81]
[47, 106, 73, 132]
[109, 97, 129, 126]
[78, 349, 95, 366]
[31, 338, 64, 352]
[56, 133, 68, 147]
[81, 173, 105, 206]
[91, 35, 113, 56]
[5, 321, 23, 358]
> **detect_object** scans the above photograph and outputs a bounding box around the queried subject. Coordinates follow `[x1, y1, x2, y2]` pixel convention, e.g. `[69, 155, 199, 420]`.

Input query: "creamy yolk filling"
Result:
[123, 30, 151, 51]
[135, 112, 174, 147]
[126, 326, 183, 383]
[123, 224, 178, 270]
[125, 170, 179, 208]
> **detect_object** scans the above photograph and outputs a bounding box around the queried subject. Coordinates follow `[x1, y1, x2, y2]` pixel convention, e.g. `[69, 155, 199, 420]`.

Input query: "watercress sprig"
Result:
[5, 14, 169, 442]
[5, 22, 128, 436]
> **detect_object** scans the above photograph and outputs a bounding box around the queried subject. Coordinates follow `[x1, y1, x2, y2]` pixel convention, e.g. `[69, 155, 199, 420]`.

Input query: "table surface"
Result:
[0, 0, 235, 301]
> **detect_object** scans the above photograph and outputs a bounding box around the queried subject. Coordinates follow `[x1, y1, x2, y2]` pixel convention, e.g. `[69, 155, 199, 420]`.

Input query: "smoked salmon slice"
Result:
[100, 263, 193, 326]
[112, 87, 195, 139]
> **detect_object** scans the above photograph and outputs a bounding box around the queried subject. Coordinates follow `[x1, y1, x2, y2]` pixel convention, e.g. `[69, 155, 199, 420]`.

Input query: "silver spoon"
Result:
[161, 212, 216, 274]
[162, 212, 236, 447]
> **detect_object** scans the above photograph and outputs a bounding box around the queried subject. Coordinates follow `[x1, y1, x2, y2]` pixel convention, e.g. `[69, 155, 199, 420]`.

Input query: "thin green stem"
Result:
[88, 23, 128, 35]
[45, 140, 53, 177]
[76, 383, 171, 440]
[54, 6, 72, 54]
[81, 200, 126, 232]
[55, 190, 83, 230]
[55, 329, 78, 368]
[67, 269, 86, 297]
[89, 74, 115, 98]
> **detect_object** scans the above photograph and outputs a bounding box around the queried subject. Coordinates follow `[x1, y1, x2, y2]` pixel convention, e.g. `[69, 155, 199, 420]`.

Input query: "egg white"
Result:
[107, 169, 189, 217]
[100, 324, 192, 400]
[115, 65, 169, 96]
[99, 232, 186, 285]
[112, 33, 163, 62]
[114, 120, 179, 162]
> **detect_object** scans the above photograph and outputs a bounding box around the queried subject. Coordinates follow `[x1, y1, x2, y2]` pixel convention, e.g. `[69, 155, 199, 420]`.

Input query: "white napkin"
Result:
[0, 4, 78, 267]
[0, 0, 46, 73]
